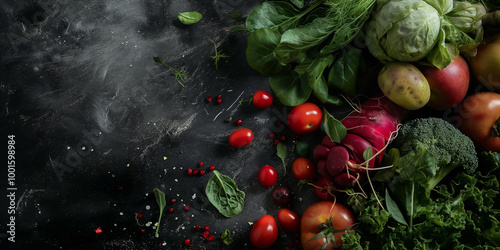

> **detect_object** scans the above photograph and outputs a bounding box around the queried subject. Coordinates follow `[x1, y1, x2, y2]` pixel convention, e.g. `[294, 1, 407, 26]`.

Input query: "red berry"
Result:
[209, 165, 215, 171]
[199, 170, 206, 176]
[184, 239, 191, 246]
[95, 227, 103, 234]
[194, 225, 202, 231]
[236, 119, 242, 126]
[202, 231, 209, 238]
[193, 170, 199, 175]
[136, 213, 143, 219]
[269, 133, 276, 139]
[203, 225, 210, 231]
[216, 94, 222, 99]
[187, 168, 193, 175]
[216, 99, 222, 105]
[168, 208, 174, 213]
[198, 161, 204, 167]
[140, 228, 146, 233]
[280, 135, 286, 142]
[206, 96, 212, 102]
[274, 139, 280, 145]
[183, 205, 190, 211]
[170, 198, 176, 204]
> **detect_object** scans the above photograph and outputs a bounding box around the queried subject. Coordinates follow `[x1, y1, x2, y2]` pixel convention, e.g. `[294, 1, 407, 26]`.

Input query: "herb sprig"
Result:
[209, 39, 230, 70]
[153, 188, 167, 238]
[153, 56, 187, 87]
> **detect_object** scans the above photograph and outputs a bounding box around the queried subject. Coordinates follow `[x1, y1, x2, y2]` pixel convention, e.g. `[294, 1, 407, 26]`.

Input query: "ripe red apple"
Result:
[421, 55, 470, 110]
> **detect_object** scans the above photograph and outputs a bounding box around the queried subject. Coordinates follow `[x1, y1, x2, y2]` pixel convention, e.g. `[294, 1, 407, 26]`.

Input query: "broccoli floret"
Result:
[392, 117, 478, 190]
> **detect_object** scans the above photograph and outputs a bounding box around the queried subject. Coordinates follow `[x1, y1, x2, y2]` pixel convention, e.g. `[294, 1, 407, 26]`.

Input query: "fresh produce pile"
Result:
[238, 0, 500, 249]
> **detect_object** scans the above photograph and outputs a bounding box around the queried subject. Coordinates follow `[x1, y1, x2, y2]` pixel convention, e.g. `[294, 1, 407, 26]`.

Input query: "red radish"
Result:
[313, 96, 407, 186]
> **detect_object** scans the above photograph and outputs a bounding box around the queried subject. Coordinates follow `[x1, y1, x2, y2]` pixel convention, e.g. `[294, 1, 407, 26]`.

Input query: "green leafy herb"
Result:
[178, 12, 202, 25]
[221, 229, 233, 245]
[153, 188, 167, 237]
[295, 141, 310, 157]
[277, 142, 287, 174]
[385, 189, 408, 226]
[153, 56, 187, 87]
[209, 39, 230, 70]
[205, 170, 245, 218]
[228, 10, 245, 24]
[322, 109, 346, 143]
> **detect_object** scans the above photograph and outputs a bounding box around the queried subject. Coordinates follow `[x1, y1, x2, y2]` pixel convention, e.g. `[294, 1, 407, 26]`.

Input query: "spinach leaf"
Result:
[269, 72, 312, 106]
[322, 109, 346, 143]
[153, 188, 167, 237]
[246, 1, 301, 33]
[277, 142, 287, 174]
[178, 12, 202, 25]
[290, 0, 304, 8]
[385, 189, 408, 226]
[205, 170, 245, 218]
[221, 229, 233, 245]
[246, 28, 290, 76]
[328, 47, 365, 96]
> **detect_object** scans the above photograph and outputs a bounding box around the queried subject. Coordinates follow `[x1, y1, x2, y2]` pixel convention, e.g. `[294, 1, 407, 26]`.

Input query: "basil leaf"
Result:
[178, 12, 202, 25]
[205, 171, 245, 218]
[322, 109, 346, 143]
[328, 47, 365, 96]
[385, 189, 408, 226]
[277, 142, 287, 174]
[246, 28, 290, 76]
[269, 72, 312, 106]
[153, 188, 167, 237]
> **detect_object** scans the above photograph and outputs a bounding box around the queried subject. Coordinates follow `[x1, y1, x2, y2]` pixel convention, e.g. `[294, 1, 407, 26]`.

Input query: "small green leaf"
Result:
[205, 171, 245, 218]
[178, 12, 202, 25]
[385, 189, 408, 226]
[153, 188, 167, 237]
[322, 109, 346, 143]
[295, 141, 310, 157]
[363, 147, 373, 162]
[221, 229, 233, 245]
[277, 142, 287, 174]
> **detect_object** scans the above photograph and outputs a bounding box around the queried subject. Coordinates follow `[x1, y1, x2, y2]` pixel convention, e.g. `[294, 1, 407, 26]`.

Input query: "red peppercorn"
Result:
[170, 198, 176, 204]
[192, 170, 199, 175]
[269, 133, 276, 139]
[184, 238, 191, 246]
[274, 139, 280, 145]
[203, 225, 210, 231]
[187, 168, 193, 175]
[236, 119, 242, 126]
[216, 99, 222, 105]
[280, 135, 286, 142]
[206, 234, 215, 241]
[198, 161, 204, 167]
[136, 213, 143, 219]
[199, 169, 205, 176]
[209, 165, 215, 171]
[168, 208, 174, 213]
[194, 225, 201, 231]
[216, 94, 222, 99]
[183, 205, 190, 211]
[206, 96, 212, 102]
[202, 231, 209, 238]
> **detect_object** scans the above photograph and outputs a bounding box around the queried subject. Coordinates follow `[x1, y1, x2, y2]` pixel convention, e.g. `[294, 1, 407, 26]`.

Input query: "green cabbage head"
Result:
[366, 0, 444, 63]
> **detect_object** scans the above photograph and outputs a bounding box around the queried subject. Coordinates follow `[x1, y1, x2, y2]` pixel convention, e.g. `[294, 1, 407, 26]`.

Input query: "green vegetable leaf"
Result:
[328, 47, 365, 96]
[426, 27, 451, 70]
[205, 171, 245, 218]
[246, 1, 301, 33]
[385, 189, 408, 226]
[178, 12, 202, 25]
[322, 109, 346, 143]
[290, 0, 304, 9]
[277, 142, 287, 174]
[153, 188, 167, 237]
[295, 141, 310, 157]
[221, 229, 233, 245]
[246, 28, 290, 76]
[269, 72, 312, 106]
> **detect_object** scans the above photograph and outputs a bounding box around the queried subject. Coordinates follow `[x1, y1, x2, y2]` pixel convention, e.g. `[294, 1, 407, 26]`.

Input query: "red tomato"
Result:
[301, 201, 355, 250]
[277, 208, 300, 233]
[287, 103, 323, 135]
[458, 91, 500, 152]
[292, 157, 316, 181]
[250, 215, 278, 249]
[258, 165, 278, 187]
[253, 90, 273, 109]
[229, 128, 253, 148]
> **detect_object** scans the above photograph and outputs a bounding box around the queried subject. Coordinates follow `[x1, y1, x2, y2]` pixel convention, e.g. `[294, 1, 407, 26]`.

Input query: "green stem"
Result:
[271, 0, 325, 30]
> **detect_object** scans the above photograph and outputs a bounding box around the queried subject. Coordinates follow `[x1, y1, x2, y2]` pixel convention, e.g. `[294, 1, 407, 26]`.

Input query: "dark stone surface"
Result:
[0, 1, 328, 249]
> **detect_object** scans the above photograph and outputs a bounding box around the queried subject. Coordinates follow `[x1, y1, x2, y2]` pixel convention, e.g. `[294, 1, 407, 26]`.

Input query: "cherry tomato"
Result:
[313, 176, 337, 202]
[250, 215, 278, 249]
[258, 165, 278, 187]
[228, 128, 254, 148]
[458, 91, 500, 152]
[292, 157, 316, 181]
[253, 90, 273, 109]
[277, 208, 300, 233]
[287, 102, 323, 135]
[301, 201, 355, 250]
